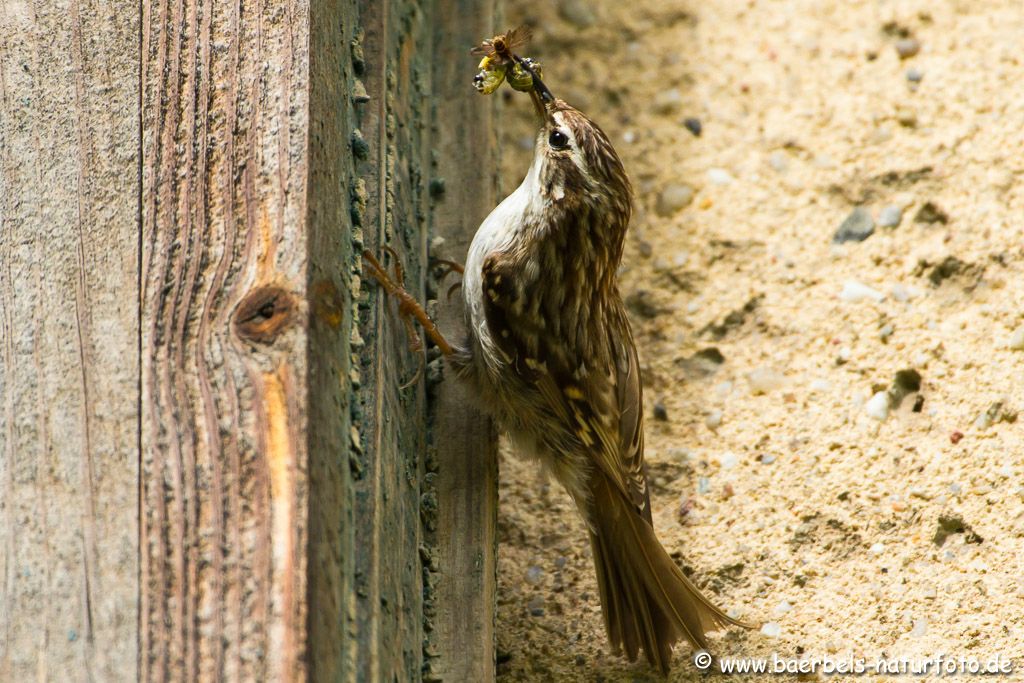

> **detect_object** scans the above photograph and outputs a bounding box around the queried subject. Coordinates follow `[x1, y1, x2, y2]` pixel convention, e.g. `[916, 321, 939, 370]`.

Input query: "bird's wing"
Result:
[481, 253, 648, 514]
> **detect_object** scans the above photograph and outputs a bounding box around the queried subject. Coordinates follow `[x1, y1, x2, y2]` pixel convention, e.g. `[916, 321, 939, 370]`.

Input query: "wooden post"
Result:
[426, 1, 500, 681]
[1, 0, 498, 680]
[0, 1, 141, 679]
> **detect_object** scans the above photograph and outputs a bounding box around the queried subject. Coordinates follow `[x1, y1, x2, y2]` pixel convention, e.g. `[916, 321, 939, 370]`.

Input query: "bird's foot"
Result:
[431, 257, 465, 300]
[362, 248, 454, 389]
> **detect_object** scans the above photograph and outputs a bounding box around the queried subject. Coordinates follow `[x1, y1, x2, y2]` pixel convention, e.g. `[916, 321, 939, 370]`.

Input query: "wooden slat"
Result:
[427, 1, 501, 680]
[305, 0, 361, 680]
[351, 0, 434, 678]
[0, 0, 141, 679]
[140, 0, 316, 678]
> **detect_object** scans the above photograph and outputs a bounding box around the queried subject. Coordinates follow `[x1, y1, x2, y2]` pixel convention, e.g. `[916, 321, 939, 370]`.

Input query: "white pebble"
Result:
[769, 151, 788, 172]
[869, 542, 885, 555]
[656, 183, 695, 216]
[910, 618, 928, 638]
[747, 366, 786, 394]
[890, 283, 921, 302]
[707, 167, 734, 185]
[866, 392, 891, 420]
[838, 346, 853, 362]
[878, 205, 903, 228]
[760, 622, 782, 638]
[774, 600, 793, 615]
[810, 378, 831, 392]
[840, 280, 886, 303]
[622, 130, 636, 144]
[720, 451, 738, 468]
[705, 410, 723, 429]
[1009, 326, 1024, 351]
[652, 88, 683, 115]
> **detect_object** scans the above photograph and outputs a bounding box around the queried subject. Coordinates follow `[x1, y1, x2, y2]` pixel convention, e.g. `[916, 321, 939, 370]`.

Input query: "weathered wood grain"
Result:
[2, 0, 499, 678]
[0, 0, 141, 680]
[427, 1, 501, 680]
[351, 0, 434, 679]
[140, 0, 314, 679]
[305, 0, 361, 681]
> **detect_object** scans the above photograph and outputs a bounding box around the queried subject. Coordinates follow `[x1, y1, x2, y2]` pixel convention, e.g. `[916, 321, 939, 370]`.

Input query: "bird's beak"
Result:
[529, 89, 551, 122]
[516, 56, 555, 123]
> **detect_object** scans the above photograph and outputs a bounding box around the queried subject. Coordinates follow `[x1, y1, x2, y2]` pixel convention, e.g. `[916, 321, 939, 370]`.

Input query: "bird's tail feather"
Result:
[587, 475, 750, 674]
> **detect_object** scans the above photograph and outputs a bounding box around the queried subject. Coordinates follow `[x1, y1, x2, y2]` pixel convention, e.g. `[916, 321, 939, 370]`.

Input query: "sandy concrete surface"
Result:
[486, 1, 1024, 680]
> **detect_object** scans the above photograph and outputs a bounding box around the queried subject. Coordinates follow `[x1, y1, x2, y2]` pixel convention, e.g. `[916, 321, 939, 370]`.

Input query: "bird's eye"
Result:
[548, 130, 570, 150]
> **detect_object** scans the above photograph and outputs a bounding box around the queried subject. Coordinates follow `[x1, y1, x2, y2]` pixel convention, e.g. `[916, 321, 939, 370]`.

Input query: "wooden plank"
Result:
[305, 0, 361, 680]
[351, 0, 434, 678]
[140, 0, 318, 679]
[0, 0, 141, 680]
[426, 1, 500, 680]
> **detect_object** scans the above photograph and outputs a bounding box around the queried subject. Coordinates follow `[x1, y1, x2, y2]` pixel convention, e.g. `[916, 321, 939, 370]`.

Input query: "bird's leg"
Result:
[362, 248, 455, 359]
[431, 257, 465, 301]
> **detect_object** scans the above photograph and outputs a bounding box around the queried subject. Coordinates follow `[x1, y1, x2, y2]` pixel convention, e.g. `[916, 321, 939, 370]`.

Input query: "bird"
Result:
[364, 73, 747, 675]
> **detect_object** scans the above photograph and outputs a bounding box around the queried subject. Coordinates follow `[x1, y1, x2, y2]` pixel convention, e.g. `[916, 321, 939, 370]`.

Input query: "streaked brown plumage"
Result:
[450, 98, 747, 673]
[364, 82, 747, 674]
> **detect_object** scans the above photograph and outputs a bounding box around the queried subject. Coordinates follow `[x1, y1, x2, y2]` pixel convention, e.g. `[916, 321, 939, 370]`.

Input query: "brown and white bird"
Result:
[365, 80, 746, 674]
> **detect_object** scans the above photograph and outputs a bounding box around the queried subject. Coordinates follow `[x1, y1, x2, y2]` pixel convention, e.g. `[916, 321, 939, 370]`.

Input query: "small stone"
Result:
[910, 618, 928, 637]
[1009, 326, 1024, 351]
[697, 476, 711, 494]
[895, 38, 921, 59]
[720, 452, 738, 469]
[896, 107, 917, 127]
[760, 622, 782, 638]
[527, 596, 545, 617]
[705, 410, 723, 429]
[869, 542, 885, 554]
[878, 205, 903, 228]
[906, 68, 924, 83]
[833, 207, 875, 243]
[656, 183, 695, 216]
[622, 130, 636, 144]
[949, 430, 964, 445]
[769, 151, 788, 172]
[747, 366, 786, 394]
[555, 556, 567, 569]
[840, 280, 885, 303]
[653, 402, 669, 421]
[879, 324, 894, 341]
[948, 482, 962, 494]
[707, 168, 734, 185]
[914, 201, 949, 224]
[890, 283, 920, 302]
[866, 391, 891, 420]
[774, 600, 793, 615]
[558, 0, 596, 28]
[760, 453, 776, 464]
[683, 117, 702, 137]
[810, 378, 831, 392]
[525, 566, 543, 585]
[652, 88, 683, 115]
[625, 290, 662, 319]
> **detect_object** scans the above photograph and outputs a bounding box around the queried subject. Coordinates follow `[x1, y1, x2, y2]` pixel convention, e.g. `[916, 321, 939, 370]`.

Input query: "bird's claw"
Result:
[362, 248, 455, 388]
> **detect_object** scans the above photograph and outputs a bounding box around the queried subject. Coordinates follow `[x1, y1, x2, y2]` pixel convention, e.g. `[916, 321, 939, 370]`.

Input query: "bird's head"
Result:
[519, 68, 631, 218]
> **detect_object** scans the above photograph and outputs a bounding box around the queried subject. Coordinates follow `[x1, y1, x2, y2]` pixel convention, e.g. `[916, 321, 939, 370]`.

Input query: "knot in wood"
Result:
[233, 285, 297, 344]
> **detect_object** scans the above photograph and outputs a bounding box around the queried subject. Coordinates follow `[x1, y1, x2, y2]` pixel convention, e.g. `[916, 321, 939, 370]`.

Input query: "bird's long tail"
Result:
[586, 474, 750, 674]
